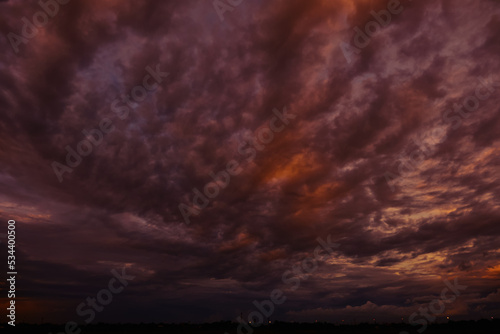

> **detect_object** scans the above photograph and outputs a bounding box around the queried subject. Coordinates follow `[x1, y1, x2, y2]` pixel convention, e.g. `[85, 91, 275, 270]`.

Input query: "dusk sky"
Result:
[1, 0, 500, 326]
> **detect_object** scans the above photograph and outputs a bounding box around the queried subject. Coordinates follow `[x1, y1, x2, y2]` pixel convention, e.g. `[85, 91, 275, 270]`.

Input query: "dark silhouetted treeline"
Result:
[0, 319, 499, 333]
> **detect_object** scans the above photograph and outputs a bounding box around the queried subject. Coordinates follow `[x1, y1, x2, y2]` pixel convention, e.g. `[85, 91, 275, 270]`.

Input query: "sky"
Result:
[0, 0, 499, 326]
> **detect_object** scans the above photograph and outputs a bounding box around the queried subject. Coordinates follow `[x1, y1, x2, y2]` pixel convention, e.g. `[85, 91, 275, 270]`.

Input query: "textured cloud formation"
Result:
[0, 0, 499, 324]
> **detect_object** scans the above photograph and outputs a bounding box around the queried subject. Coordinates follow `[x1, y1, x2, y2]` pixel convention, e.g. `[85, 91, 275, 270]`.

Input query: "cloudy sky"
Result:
[0, 0, 499, 325]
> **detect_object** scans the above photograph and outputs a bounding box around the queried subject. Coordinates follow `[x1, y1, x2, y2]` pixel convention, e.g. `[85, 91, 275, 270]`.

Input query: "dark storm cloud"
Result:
[0, 0, 499, 324]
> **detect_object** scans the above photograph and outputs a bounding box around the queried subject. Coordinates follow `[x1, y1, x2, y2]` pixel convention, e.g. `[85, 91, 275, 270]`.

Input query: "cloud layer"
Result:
[0, 0, 499, 324]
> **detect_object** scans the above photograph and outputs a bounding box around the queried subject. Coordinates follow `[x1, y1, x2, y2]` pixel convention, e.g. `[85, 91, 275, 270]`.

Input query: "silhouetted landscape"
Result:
[1, 320, 500, 333]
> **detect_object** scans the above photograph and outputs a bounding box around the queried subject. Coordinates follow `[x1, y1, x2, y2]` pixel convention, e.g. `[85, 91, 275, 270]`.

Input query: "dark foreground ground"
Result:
[1, 320, 499, 334]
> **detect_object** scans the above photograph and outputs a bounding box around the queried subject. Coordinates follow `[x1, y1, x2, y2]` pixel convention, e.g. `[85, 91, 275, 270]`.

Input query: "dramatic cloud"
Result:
[0, 0, 499, 324]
